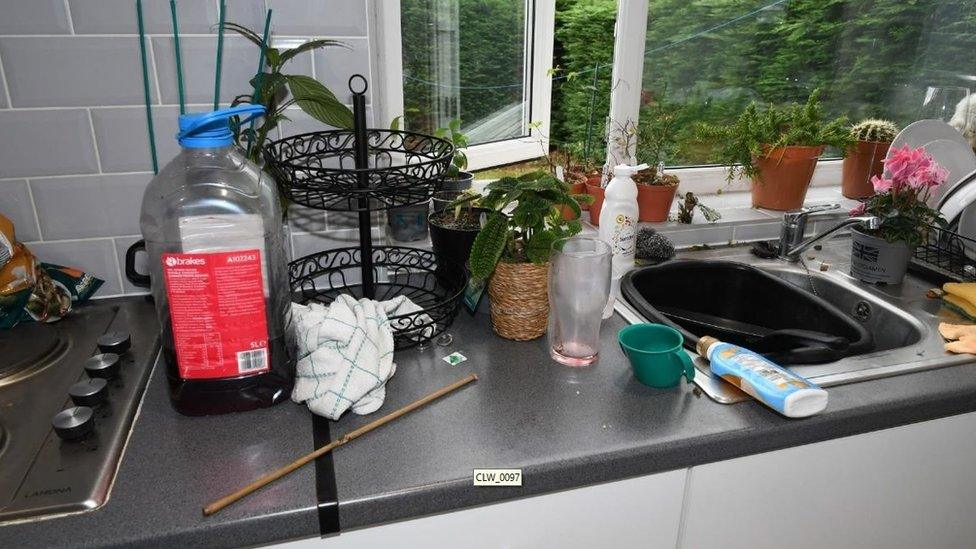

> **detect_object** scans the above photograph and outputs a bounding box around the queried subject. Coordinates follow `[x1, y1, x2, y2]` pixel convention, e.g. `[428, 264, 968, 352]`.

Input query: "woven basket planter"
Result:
[488, 261, 550, 341]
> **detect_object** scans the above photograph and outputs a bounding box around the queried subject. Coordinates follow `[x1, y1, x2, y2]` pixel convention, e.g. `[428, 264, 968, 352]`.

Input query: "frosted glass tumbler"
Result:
[548, 237, 612, 366]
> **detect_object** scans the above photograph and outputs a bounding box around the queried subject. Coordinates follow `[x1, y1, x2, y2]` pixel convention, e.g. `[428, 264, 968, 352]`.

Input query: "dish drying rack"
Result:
[264, 75, 468, 349]
[910, 223, 976, 282]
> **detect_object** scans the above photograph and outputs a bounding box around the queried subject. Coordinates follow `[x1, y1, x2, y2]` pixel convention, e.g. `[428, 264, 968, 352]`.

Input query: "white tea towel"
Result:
[290, 294, 431, 419]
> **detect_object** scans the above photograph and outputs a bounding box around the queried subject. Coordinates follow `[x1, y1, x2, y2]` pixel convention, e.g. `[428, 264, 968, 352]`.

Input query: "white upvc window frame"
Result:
[369, 0, 556, 171]
[605, 0, 842, 196]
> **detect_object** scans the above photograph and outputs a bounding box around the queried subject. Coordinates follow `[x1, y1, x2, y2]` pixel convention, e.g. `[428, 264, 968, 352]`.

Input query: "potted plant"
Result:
[388, 118, 471, 241]
[842, 119, 899, 199]
[225, 23, 354, 163]
[468, 172, 585, 340]
[428, 189, 489, 269]
[435, 119, 473, 190]
[632, 167, 679, 222]
[633, 94, 682, 222]
[699, 90, 849, 211]
[849, 145, 948, 284]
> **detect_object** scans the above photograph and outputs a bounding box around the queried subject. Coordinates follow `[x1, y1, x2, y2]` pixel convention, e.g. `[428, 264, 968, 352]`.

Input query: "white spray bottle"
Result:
[598, 163, 645, 319]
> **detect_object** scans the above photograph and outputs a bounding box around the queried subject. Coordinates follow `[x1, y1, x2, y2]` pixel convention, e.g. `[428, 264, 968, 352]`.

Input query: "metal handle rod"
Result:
[350, 76, 375, 298]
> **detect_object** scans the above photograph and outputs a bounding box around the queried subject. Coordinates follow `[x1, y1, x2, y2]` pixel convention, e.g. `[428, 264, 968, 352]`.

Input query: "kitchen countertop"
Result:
[4, 275, 976, 547]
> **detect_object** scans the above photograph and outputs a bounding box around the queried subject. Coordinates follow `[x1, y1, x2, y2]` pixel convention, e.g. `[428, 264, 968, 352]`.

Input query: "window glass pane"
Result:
[639, 0, 976, 167]
[400, 0, 530, 144]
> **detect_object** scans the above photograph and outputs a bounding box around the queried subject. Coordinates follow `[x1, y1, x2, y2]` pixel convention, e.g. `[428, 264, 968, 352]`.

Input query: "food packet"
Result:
[0, 213, 103, 329]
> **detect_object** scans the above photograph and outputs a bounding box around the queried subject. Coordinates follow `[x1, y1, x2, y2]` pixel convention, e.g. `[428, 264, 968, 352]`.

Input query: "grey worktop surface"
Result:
[4, 295, 976, 547]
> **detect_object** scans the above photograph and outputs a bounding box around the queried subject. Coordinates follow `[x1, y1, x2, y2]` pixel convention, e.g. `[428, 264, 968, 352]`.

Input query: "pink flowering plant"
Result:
[851, 145, 948, 247]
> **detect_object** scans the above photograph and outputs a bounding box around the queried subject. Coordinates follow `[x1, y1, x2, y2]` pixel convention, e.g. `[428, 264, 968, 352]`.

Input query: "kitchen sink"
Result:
[615, 238, 972, 403]
[622, 260, 876, 364]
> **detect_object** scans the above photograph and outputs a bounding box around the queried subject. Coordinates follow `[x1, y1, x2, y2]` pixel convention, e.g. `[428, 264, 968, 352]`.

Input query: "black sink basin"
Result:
[620, 260, 873, 364]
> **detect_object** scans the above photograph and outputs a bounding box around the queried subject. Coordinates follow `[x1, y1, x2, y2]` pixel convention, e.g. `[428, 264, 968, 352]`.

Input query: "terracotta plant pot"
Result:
[488, 261, 550, 341]
[559, 180, 587, 220]
[586, 183, 605, 226]
[842, 141, 890, 199]
[751, 145, 824, 211]
[849, 227, 911, 285]
[637, 184, 678, 222]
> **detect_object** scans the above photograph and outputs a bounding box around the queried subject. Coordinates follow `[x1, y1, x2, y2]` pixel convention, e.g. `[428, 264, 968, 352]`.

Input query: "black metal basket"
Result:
[289, 246, 468, 349]
[264, 129, 456, 211]
[911, 223, 976, 282]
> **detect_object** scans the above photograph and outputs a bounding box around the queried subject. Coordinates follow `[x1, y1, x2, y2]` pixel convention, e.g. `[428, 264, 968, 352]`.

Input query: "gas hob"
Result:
[0, 298, 159, 523]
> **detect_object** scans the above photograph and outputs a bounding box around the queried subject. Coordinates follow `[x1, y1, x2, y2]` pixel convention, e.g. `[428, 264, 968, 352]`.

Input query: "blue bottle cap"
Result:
[177, 105, 265, 148]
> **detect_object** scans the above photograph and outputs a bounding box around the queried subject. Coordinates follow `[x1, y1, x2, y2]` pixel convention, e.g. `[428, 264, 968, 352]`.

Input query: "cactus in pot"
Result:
[843, 119, 900, 199]
[850, 119, 899, 143]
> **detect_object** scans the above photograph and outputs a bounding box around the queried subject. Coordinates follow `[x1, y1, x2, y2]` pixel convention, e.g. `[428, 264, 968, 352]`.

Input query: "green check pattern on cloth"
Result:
[290, 294, 431, 419]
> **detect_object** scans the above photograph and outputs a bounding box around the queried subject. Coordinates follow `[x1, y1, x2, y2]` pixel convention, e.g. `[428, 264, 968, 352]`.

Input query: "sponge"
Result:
[635, 228, 675, 264]
[942, 294, 976, 322]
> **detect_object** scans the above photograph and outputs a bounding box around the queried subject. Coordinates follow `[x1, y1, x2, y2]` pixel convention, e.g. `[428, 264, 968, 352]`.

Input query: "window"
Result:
[370, 0, 555, 170]
[609, 0, 976, 193]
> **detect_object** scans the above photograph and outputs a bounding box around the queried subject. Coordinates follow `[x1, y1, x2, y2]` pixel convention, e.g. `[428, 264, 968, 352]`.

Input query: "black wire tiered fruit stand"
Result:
[265, 75, 468, 349]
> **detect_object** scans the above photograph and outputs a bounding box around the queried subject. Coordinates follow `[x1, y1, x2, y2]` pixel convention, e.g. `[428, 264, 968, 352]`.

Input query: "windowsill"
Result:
[578, 184, 861, 250]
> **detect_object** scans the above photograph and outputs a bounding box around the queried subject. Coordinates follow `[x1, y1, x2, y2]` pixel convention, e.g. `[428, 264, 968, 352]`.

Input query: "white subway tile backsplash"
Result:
[69, 0, 211, 35]
[312, 38, 371, 104]
[67, 0, 266, 36]
[0, 61, 8, 107]
[152, 35, 313, 105]
[91, 105, 183, 173]
[0, 109, 99, 178]
[1, 1, 378, 295]
[278, 106, 372, 138]
[31, 173, 151, 240]
[287, 204, 328, 234]
[268, 0, 368, 37]
[0, 179, 41, 242]
[27, 239, 123, 296]
[0, 0, 72, 35]
[0, 37, 158, 108]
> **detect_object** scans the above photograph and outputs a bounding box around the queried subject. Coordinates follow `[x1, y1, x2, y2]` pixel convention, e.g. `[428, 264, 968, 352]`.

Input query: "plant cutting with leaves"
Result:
[434, 119, 469, 179]
[467, 172, 591, 280]
[223, 22, 354, 163]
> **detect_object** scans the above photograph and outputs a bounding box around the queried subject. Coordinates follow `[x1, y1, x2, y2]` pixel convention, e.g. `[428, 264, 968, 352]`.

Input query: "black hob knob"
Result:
[97, 331, 131, 354]
[69, 378, 109, 407]
[52, 406, 94, 441]
[84, 353, 121, 379]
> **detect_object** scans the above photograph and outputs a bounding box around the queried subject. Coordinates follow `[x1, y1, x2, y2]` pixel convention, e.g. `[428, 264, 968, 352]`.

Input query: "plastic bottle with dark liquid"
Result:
[139, 106, 294, 415]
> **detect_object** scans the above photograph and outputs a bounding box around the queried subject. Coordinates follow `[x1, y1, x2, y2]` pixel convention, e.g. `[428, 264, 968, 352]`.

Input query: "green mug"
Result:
[618, 323, 696, 388]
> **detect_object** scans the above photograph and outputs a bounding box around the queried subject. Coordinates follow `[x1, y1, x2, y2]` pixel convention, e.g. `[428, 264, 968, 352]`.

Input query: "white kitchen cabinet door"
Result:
[271, 468, 686, 549]
[679, 412, 976, 549]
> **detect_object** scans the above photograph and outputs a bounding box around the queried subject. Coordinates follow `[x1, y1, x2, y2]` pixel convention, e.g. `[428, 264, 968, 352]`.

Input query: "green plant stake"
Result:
[214, 0, 227, 110]
[135, 0, 158, 174]
[246, 9, 273, 157]
[169, 0, 185, 115]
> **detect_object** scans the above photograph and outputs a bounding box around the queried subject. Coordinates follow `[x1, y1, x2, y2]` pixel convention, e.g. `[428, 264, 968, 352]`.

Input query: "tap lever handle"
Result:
[783, 203, 841, 225]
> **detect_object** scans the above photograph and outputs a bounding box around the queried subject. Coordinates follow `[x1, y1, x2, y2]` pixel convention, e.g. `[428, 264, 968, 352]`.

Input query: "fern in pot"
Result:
[468, 172, 586, 340]
[699, 90, 849, 211]
[849, 145, 947, 284]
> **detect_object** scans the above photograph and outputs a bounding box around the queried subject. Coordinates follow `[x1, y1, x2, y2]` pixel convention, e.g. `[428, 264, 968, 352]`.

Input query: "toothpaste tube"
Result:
[696, 336, 827, 418]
